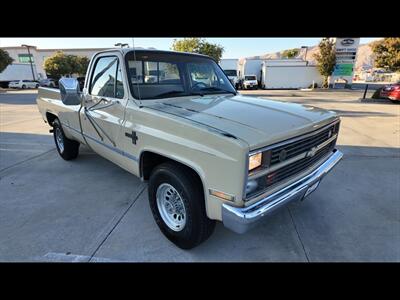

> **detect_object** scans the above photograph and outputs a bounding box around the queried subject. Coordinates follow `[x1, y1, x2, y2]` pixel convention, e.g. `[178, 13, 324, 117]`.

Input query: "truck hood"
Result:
[145, 94, 338, 149]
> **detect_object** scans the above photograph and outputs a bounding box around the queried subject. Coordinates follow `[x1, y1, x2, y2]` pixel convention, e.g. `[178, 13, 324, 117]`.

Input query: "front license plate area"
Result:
[304, 181, 320, 198]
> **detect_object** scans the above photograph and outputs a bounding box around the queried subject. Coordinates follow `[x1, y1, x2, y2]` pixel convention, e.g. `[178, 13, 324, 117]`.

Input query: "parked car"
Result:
[36, 49, 343, 249]
[8, 80, 39, 89]
[39, 78, 58, 88]
[241, 75, 258, 89]
[380, 82, 400, 103]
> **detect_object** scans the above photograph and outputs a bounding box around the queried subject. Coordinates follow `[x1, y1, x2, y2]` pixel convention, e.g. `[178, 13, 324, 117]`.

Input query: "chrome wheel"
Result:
[156, 183, 186, 232]
[55, 127, 64, 153]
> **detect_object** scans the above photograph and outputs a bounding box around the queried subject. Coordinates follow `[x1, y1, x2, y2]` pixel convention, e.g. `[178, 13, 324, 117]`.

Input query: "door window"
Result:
[90, 56, 124, 99]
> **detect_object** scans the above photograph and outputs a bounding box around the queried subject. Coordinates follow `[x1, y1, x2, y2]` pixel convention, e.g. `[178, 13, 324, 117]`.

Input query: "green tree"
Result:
[171, 38, 224, 62]
[313, 38, 336, 88]
[44, 51, 72, 78]
[43, 51, 89, 79]
[371, 38, 400, 72]
[281, 48, 299, 59]
[75, 56, 90, 76]
[0, 49, 14, 73]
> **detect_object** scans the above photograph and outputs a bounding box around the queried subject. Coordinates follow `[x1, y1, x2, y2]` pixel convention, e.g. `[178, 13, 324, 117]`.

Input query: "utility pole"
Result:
[21, 44, 36, 81]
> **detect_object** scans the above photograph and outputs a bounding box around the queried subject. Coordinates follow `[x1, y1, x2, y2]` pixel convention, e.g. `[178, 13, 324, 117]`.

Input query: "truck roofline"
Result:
[93, 48, 213, 60]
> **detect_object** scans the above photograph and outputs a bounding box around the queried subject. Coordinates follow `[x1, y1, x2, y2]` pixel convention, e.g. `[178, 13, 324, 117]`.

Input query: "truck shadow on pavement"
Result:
[0, 132, 399, 262]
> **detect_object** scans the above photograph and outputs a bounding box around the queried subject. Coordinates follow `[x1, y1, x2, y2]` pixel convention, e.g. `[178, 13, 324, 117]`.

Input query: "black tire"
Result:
[148, 162, 216, 249]
[52, 118, 80, 160]
[22, 85, 26, 89]
[390, 99, 400, 104]
[35, 84, 39, 88]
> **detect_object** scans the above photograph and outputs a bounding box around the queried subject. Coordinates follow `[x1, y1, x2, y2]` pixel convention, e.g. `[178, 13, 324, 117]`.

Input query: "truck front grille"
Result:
[270, 121, 339, 165]
[246, 120, 340, 200]
[265, 139, 335, 187]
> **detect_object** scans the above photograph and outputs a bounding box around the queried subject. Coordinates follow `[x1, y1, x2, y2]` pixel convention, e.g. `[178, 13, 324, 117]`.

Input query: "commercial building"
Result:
[0, 46, 109, 85]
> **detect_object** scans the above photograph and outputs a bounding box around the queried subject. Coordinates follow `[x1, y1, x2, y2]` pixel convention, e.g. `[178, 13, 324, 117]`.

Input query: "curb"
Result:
[359, 97, 392, 103]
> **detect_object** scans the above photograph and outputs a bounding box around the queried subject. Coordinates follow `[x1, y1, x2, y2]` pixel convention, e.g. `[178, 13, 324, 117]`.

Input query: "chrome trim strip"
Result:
[314, 134, 337, 152]
[61, 122, 138, 162]
[248, 134, 338, 181]
[223, 149, 343, 234]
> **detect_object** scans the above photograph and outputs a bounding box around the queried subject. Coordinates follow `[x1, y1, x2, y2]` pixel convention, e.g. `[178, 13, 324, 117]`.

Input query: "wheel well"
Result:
[46, 112, 57, 126]
[140, 152, 203, 188]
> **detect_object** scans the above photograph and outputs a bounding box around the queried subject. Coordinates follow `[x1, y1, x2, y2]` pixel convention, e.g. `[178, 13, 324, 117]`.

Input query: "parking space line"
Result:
[88, 185, 147, 262]
[0, 148, 55, 173]
[287, 207, 310, 262]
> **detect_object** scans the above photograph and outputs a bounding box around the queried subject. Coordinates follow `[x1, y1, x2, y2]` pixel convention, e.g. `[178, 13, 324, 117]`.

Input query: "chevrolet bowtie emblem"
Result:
[306, 147, 318, 158]
[279, 149, 287, 162]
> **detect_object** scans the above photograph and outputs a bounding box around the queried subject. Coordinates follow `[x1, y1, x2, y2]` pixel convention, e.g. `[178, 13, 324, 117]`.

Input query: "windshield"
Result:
[245, 76, 256, 80]
[223, 69, 237, 77]
[125, 51, 236, 100]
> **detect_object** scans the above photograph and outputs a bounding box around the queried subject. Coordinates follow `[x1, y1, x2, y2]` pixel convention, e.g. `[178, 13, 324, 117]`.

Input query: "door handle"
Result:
[100, 98, 110, 104]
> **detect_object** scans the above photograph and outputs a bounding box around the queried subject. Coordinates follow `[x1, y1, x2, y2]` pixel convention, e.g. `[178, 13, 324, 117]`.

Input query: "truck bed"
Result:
[36, 87, 82, 141]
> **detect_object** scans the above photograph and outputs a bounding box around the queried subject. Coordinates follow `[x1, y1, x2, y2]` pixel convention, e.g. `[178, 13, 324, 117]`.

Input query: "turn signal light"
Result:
[209, 189, 235, 202]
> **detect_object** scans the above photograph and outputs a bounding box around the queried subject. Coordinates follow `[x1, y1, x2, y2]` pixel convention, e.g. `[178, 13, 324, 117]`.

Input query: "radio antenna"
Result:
[132, 37, 143, 106]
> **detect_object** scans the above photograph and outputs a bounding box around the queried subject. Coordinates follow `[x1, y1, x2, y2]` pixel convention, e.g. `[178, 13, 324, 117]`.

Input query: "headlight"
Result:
[248, 152, 262, 171]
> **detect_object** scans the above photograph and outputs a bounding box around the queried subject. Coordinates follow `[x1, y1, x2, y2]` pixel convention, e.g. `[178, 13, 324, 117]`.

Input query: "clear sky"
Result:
[0, 37, 381, 59]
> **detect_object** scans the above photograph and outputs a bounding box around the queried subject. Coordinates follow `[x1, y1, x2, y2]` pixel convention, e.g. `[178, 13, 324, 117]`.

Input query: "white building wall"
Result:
[0, 46, 109, 81]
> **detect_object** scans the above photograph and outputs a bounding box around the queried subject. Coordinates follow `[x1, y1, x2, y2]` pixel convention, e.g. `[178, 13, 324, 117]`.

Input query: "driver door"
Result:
[80, 53, 129, 166]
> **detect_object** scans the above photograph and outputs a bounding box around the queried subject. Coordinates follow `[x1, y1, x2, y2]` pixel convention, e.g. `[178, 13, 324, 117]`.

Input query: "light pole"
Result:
[301, 46, 308, 66]
[21, 44, 36, 81]
[115, 43, 129, 48]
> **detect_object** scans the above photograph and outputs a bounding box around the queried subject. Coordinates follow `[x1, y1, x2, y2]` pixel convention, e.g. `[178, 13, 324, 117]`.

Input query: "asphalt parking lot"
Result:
[0, 89, 399, 262]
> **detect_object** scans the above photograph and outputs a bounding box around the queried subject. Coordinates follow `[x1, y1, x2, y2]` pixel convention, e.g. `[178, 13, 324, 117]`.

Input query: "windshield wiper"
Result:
[151, 90, 205, 99]
[189, 91, 205, 97]
[153, 90, 186, 98]
[198, 87, 236, 95]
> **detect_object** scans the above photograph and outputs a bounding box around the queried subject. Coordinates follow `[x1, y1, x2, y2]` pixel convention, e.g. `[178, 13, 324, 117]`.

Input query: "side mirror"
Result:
[59, 78, 82, 105]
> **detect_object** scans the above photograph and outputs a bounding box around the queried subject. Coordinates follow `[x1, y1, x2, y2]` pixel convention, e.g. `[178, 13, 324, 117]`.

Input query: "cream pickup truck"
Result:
[36, 49, 343, 249]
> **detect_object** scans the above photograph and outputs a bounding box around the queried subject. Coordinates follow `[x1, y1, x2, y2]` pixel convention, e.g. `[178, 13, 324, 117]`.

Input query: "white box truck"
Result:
[237, 59, 263, 88]
[219, 59, 239, 88]
[0, 63, 39, 88]
[261, 62, 323, 89]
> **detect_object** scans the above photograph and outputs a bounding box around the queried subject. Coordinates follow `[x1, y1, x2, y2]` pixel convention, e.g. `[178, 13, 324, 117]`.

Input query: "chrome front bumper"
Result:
[222, 149, 343, 234]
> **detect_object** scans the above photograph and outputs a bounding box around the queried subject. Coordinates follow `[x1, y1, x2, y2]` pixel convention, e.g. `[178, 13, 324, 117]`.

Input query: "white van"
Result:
[241, 75, 258, 89]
